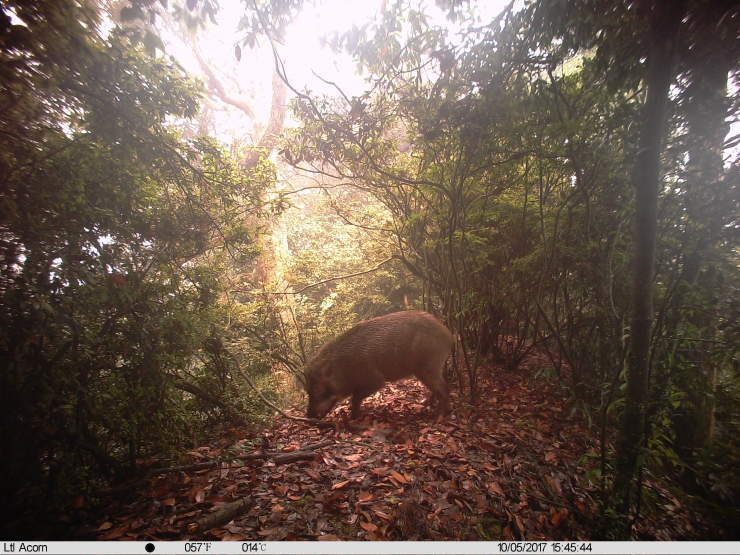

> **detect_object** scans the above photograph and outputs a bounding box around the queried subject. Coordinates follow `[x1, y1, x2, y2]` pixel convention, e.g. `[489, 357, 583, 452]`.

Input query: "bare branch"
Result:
[267, 256, 394, 295]
[224, 346, 319, 424]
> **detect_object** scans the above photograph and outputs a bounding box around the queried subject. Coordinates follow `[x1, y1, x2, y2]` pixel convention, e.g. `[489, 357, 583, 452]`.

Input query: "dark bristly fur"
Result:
[305, 310, 454, 420]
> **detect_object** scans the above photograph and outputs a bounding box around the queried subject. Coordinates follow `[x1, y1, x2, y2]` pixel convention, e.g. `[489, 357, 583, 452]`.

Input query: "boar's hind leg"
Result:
[418, 374, 449, 418]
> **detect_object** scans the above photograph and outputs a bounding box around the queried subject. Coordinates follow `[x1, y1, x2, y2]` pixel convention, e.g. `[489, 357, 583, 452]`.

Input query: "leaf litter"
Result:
[76, 350, 728, 541]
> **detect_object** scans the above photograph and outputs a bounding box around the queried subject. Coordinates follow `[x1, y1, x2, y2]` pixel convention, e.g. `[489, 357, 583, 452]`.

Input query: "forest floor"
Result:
[45, 350, 731, 541]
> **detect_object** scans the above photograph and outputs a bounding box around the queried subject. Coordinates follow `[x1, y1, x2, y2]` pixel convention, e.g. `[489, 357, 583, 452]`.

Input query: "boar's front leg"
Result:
[350, 372, 386, 419]
[351, 386, 381, 419]
[351, 390, 368, 420]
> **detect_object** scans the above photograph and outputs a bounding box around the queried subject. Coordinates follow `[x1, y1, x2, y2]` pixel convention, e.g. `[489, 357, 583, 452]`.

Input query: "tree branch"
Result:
[266, 257, 394, 295]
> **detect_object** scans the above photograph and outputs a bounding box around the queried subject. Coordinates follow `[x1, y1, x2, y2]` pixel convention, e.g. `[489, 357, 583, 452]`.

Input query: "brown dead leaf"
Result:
[434, 499, 453, 514]
[545, 451, 556, 462]
[390, 469, 407, 484]
[100, 523, 129, 540]
[189, 485, 205, 504]
[331, 480, 350, 490]
[358, 491, 373, 502]
[546, 475, 563, 495]
[551, 508, 569, 527]
[489, 481, 505, 496]
[515, 514, 525, 534]
[360, 521, 378, 532]
[98, 521, 113, 531]
[317, 534, 340, 541]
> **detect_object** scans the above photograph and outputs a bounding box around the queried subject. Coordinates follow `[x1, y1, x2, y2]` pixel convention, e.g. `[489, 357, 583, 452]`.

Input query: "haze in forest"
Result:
[1, 0, 739, 542]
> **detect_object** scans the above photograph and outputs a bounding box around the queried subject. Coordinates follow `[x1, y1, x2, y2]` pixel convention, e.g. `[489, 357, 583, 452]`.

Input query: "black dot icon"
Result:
[145, 543, 155, 553]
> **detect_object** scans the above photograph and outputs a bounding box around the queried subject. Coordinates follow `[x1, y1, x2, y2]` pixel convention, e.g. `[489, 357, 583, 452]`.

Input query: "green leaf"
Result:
[120, 6, 144, 22]
[143, 30, 164, 54]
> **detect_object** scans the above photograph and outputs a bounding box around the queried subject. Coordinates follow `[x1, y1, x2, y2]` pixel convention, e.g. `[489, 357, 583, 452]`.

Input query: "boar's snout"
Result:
[306, 397, 336, 420]
[305, 402, 320, 420]
[305, 376, 340, 419]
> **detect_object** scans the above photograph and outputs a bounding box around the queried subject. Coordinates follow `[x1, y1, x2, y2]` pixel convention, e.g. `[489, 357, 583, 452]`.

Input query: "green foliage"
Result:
[280, 0, 740, 534]
[4, 0, 740, 536]
[0, 2, 276, 515]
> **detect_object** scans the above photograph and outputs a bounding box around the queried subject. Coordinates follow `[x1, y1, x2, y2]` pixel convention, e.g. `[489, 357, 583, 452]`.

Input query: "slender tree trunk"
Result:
[609, 0, 686, 539]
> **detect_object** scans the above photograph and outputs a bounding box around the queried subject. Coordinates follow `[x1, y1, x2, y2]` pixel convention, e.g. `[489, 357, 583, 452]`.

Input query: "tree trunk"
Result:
[609, 0, 685, 539]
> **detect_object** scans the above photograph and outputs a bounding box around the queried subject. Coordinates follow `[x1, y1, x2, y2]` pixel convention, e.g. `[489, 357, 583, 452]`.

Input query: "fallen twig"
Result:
[236, 439, 334, 460]
[91, 462, 222, 498]
[92, 441, 335, 498]
[186, 497, 252, 535]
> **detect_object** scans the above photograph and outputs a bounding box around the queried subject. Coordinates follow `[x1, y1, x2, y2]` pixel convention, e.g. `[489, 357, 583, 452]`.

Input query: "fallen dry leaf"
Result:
[358, 491, 373, 502]
[78, 355, 617, 543]
[331, 480, 350, 490]
[489, 481, 505, 496]
[515, 514, 525, 534]
[551, 508, 569, 528]
[100, 524, 128, 540]
[360, 521, 378, 532]
[390, 469, 407, 484]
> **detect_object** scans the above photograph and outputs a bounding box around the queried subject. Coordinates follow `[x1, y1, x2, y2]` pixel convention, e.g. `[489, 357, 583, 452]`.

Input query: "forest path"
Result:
[86, 351, 721, 541]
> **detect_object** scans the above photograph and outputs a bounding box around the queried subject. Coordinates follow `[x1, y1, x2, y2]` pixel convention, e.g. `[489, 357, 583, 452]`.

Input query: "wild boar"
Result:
[304, 310, 453, 420]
